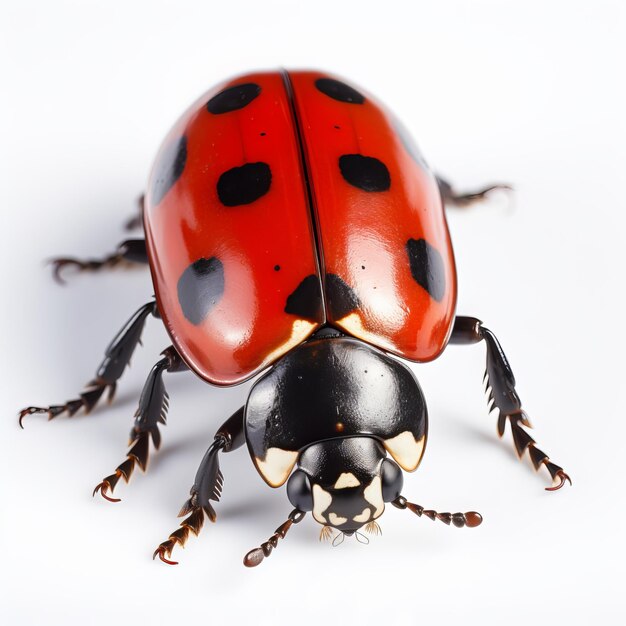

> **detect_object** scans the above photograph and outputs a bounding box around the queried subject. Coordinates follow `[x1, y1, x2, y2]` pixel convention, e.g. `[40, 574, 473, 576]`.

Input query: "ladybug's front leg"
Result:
[19, 300, 159, 427]
[93, 345, 188, 502]
[152, 408, 245, 565]
[449, 316, 572, 491]
[436, 175, 512, 208]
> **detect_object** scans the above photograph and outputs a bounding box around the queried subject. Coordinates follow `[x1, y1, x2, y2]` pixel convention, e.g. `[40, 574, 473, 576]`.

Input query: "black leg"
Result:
[124, 194, 145, 231]
[50, 239, 148, 284]
[436, 175, 512, 208]
[450, 316, 572, 491]
[19, 300, 159, 427]
[153, 407, 245, 565]
[93, 346, 188, 502]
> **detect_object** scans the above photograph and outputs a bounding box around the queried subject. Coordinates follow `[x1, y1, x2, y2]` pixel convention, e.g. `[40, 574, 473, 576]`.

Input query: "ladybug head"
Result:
[286, 437, 403, 540]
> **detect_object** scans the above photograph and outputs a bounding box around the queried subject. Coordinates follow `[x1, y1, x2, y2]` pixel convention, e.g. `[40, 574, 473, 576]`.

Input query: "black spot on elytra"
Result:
[339, 154, 390, 192]
[217, 162, 271, 206]
[151, 136, 187, 205]
[177, 257, 225, 325]
[326, 274, 360, 319]
[392, 115, 428, 168]
[315, 78, 365, 104]
[285, 275, 324, 322]
[406, 239, 445, 302]
[274, 265, 281, 271]
[206, 83, 261, 114]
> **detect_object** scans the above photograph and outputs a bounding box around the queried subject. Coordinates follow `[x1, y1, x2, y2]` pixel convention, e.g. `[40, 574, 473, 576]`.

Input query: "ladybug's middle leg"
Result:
[153, 407, 245, 565]
[436, 175, 512, 208]
[93, 345, 188, 502]
[19, 300, 160, 427]
[449, 316, 572, 491]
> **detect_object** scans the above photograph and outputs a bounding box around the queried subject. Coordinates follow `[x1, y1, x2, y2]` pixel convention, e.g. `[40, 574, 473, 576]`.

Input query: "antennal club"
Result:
[392, 496, 483, 528]
[243, 509, 305, 567]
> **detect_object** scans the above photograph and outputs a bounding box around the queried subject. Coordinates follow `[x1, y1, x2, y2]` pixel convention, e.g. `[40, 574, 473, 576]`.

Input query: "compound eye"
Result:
[381, 458, 404, 502]
[286, 470, 313, 511]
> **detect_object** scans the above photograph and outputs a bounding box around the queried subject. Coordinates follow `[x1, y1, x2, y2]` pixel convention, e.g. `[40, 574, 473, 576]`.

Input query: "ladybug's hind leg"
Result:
[93, 346, 188, 502]
[123, 194, 145, 231]
[51, 195, 146, 282]
[436, 175, 512, 208]
[50, 238, 148, 284]
[449, 316, 572, 491]
[19, 300, 159, 427]
[153, 408, 245, 565]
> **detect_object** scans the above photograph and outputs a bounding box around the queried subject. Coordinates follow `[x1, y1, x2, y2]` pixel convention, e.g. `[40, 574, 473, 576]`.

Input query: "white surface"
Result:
[1, 1, 624, 624]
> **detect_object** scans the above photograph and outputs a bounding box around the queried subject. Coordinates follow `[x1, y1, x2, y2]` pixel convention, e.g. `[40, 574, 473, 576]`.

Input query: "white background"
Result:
[1, 1, 624, 624]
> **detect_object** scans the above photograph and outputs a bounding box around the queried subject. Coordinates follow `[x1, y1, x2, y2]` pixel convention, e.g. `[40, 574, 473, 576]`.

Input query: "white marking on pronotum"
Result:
[312, 484, 333, 524]
[353, 508, 371, 523]
[334, 472, 361, 489]
[329, 512, 348, 525]
[255, 448, 299, 487]
[363, 476, 384, 517]
[383, 431, 426, 471]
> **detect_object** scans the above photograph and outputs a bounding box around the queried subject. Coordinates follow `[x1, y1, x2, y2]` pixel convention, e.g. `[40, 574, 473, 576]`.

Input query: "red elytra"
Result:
[144, 70, 456, 386]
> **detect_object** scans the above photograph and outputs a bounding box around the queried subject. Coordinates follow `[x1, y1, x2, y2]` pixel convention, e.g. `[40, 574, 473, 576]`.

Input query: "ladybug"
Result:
[19, 70, 571, 566]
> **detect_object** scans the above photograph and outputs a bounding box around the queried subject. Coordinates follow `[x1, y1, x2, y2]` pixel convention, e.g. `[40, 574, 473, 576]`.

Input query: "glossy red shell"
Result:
[144, 70, 457, 385]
